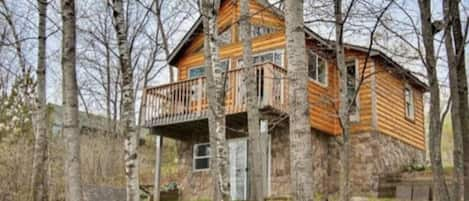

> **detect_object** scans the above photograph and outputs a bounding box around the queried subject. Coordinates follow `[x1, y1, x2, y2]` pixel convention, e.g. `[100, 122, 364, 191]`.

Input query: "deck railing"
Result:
[143, 62, 287, 127]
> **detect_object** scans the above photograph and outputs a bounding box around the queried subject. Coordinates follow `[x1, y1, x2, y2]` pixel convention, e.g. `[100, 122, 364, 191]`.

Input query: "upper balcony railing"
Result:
[143, 62, 288, 127]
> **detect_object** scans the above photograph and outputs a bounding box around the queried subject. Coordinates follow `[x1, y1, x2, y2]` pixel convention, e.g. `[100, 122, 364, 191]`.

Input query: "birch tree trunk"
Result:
[442, 1, 464, 200]
[61, 0, 82, 200]
[240, 0, 266, 200]
[447, 0, 469, 198]
[154, 0, 174, 83]
[334, 1, 351, 201]
[199, 1, 231, 200]
[111, 0, 139, 201]
[31, 1, 49, 201]
[105, 40, 112, 133]
[285, 0, 314, 200]
[418, 1, 451, 201]
[152, 2, 168, 200]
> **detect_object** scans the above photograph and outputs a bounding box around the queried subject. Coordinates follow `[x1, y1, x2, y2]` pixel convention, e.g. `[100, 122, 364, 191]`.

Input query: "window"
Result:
[218, 27, 232, 45]
[188, 66, 205, 79]
[404, 86, 415, 120]
[308, 51, 327, 86]
[193, 143, 210, 171]
[346, 60, 359, 121]
[237, 50, 284, 68]
[251, 25, 278, 38]
[187, 60, 230, 79]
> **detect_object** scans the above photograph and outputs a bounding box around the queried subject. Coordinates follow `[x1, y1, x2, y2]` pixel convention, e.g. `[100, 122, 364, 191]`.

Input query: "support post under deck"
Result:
[153, 135, 163, 201]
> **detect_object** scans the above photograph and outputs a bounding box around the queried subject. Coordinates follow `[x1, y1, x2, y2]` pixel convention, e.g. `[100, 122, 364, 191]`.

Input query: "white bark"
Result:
[240, 0, 265, 200]
[285, 0, 314, 200]
[31, 0, 49, 200]
[154, 0, 174, 83]
[442, 0, 465, 200]
[334, 1, 351, 201]
[199, 0, 231, 200]
[418, 1, 451, 201]
[110, 0, 139, 201]
[61, 0, 82, 200]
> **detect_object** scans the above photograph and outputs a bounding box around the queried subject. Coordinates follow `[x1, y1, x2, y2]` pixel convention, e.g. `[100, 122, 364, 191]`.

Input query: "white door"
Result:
[229, 139, 247, 200]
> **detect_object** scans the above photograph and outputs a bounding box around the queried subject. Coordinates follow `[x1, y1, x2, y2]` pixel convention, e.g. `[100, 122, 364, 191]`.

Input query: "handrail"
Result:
[143, 62, 288, 126]
[144, 62, 286, 91]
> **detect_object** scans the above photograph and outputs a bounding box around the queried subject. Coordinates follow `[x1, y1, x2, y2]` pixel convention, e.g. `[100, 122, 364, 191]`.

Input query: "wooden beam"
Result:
[153, 136, 163, 201]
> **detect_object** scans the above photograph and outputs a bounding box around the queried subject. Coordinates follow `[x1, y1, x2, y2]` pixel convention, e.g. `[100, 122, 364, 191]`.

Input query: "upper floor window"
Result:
[251, 25, 278, 38]
[308, 51, 327, 86]
[188, 60, 230, 79]
[193, 143, 210, 171]
[218, 27, 232, 45]
[404, 86, 415, 120]
[346, 60, 359, 121]
[237, 50, 284, 68]
[188, 66, 205, 79]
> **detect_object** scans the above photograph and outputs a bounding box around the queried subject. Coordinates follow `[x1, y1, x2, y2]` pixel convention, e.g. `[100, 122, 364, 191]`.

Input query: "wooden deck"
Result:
[143, 62, 288, 128]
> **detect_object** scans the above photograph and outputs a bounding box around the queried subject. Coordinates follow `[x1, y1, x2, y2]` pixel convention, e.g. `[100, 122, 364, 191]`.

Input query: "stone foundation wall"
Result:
[175, 135, 213, 201]
[269, 126, 331, 198]
[270, 125, 291, 197]
[327, 132, 425, 196]
[170, 130, 252, 201]
[170, 127, 424, 200]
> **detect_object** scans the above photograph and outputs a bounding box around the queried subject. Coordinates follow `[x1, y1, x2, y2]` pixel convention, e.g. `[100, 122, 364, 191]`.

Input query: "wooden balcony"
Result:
[143, 62, 288, 127]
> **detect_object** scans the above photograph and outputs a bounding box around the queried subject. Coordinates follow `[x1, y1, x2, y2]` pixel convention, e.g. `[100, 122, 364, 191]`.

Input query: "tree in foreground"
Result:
[285, 0, 314, 200]
[199, 0, 231, 200]
[110, 0, 140, 200]
[31, 0, 49, 201]
[61, 0, 82, 200]
[417, 0, 451, 200]
[333, 0, 352, 200]
[240, 0, 266, 200]
[442, 0, 463, 200]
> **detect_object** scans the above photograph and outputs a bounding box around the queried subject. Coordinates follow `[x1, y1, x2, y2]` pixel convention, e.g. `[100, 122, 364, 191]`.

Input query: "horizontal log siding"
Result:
[169, 0, 425, 145]
[375, 61, 425, 150]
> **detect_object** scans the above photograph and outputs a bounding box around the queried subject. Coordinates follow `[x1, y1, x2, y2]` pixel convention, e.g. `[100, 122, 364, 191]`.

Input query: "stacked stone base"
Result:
[169, 126, 424, 201]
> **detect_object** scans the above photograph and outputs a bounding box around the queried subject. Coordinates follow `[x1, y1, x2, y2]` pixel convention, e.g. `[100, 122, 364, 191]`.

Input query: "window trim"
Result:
[307, 50, 328, 87]
[346, 59, 360, 122]
[237, 23, 280, 40]
[236, 49, 285, 68]
[187, 65, 204, 80]
[193, 143, 211, 172]
[218, 26, 232, 45]
[187, 59, 231, 79]
[404, 84, 415, 121]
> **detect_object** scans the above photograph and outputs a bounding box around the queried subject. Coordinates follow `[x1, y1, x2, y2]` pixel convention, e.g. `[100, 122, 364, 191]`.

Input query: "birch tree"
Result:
[445, 0, 469, 198]
[199, 0, 231, 200]
[61, 0, 82, 200]
[418, 1, 451, 200]
[31, 0, 48, 201]
[239, 0, 265, 200]
[110, 0, 140, 200]
[151, 1, 169, 201]
[442, 0, 469, 199]
[333, 0, 352, 200]
[154, 0, 174, 83]
[285, 0, 314, 200]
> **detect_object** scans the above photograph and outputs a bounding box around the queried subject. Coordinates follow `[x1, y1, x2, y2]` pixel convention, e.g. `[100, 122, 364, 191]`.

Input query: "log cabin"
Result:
[143, 0, 427, 200]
